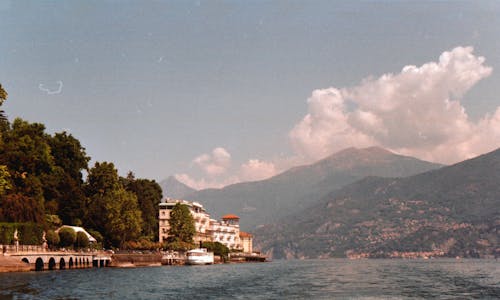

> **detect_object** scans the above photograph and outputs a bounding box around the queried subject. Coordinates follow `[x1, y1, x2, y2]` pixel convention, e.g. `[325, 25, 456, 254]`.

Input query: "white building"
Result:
[158, 198, 249, 251]
[210, 214, 241, 251]
[159, 199, 211, 244]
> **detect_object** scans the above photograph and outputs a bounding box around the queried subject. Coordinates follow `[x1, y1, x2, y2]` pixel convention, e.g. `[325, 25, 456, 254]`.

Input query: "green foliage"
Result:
[45, 132, 89, 225]
[0, 88, 160, 247]
[0, 83, 7, 123]
[0, 223, 43, 244]
[45, 214, 62, 229]
[123, 238, 161, 250]
[163, 240, 195, 251]
[45, 229, 60, 248]
[0, 118, 54, 178]
[0, 193, 44, 223]
[87, 229, 103, 243]
[75, 231, 89, 249]
[86, 229, 103, 250]
[122, 172, 163, 241]
[85, 162, 144, 248]
[0, 165, 11, 196]
[58, 227, 76, 247]
[201, 241, 229, 261]
[105, 189, 143, 248]
[168, 203, 195, 244]
[0, 223, 15, 244]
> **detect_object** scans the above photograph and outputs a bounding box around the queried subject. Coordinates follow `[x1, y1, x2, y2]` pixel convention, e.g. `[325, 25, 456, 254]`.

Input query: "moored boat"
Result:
[186, 248, 214, 265]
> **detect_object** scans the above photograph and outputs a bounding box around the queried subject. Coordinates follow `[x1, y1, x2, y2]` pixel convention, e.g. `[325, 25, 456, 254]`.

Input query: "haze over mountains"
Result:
[162, 147, 442, 229]
[255, 148, 500, 259]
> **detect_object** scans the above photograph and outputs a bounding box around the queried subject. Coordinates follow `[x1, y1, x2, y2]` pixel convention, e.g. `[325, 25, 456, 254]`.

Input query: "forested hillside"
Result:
[255, 148, 500, 259]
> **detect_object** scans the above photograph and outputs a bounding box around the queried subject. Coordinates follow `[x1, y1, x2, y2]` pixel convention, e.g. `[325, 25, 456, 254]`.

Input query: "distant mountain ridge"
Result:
[159, 176, 197, 199]
[181, 147, 442, 230]
[255, 148, 500, 259]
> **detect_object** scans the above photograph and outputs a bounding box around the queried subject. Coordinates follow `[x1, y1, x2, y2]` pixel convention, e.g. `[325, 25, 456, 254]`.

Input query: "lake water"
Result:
[0, 259, 499, 299]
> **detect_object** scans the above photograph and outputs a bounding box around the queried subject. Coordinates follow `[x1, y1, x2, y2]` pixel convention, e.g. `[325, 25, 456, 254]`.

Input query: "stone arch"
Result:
[86, 258, 90, 266]
[69, 257, 74, 269]
[21, 257, 29, 264]
[59, 257, 66, 270]
[48, 257, 56, 270]
[35, 257, 44, 271]
[79, 258, 83, 266]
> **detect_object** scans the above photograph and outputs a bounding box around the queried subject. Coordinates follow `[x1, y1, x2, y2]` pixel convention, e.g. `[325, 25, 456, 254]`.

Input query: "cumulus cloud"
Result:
[240, 159, 277, 182]
[176, 147, 280, 189]
[177, 46, 499, 190]
[290, 46, 496, 164]
[192, 147, 231, 176]
[174, 173, 238, 190]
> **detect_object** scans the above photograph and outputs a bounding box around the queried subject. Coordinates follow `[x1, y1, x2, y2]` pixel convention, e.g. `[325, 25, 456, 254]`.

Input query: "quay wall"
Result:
[110, 253, 162, 267]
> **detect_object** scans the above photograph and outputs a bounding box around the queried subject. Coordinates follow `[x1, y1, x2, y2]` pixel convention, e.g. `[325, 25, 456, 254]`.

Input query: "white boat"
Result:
[186, 248, 214, 265]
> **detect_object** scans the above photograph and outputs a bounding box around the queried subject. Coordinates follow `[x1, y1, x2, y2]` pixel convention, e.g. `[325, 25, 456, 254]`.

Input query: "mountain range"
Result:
[254, 148, 500, 259]
[159, 176, 197, 200]
[162, 147, 442, 230]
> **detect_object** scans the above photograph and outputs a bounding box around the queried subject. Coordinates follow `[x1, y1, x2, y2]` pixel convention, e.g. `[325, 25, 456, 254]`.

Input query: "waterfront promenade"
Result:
[1, 244, 111, 272]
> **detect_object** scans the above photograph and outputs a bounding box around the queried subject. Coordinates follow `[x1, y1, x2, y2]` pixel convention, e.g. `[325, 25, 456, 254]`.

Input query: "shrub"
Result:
[123, 238, 161, 250]
[163, 239, 195, 251]
[0, 222, 43, 244]
[58, 227, 76, 248]
[45, 230, 60, 249]
[202, 241, 229, 261]
[87, 229, 103, 243]
[75, 231, 89, 249]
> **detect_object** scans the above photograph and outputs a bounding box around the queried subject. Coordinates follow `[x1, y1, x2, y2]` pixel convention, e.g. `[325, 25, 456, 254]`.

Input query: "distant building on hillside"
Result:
[158, 198, 251, 252]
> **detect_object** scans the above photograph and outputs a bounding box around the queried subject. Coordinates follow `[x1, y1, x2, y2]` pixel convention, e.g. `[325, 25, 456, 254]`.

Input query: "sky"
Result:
[1, 1, 500, 190]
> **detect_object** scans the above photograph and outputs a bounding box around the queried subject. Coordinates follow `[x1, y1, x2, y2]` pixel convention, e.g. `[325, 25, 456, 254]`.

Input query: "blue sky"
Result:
[1, 1, 500, 189]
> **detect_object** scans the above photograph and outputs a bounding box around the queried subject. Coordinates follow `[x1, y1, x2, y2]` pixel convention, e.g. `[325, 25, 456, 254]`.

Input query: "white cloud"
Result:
[192, 147, 231, 176]
[290, 46, 496, 164]
[240, 159, 277, 182]
[177, 147, 279, 189]
[177, 46, 500, 190]
[174, 173, 238, 190]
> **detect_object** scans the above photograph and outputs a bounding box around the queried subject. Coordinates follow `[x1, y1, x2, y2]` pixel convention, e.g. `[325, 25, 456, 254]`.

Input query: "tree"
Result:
[58, 227, 76, 248]
[0, 165, 11, 196]
[45, 132, 89, 225]
[75, 231, 89, 249]
[105, 189, 143, 248]
[0, 118, 54, 209]
[0, 193, 44, 223]
[0, 83, 7, 123]
[85, 162, 143, 248]
[168, 203, 195, 244]
[122, 172, 163, 240]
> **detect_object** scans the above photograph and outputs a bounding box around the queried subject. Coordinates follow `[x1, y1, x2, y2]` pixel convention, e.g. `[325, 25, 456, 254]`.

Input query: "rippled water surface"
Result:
[0, 259, 499, 299]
